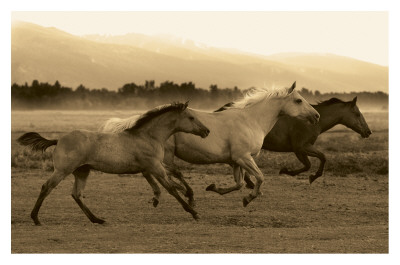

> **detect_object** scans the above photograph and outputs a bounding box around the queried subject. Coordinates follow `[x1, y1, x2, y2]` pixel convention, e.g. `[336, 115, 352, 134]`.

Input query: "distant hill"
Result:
[11, 21, 388, 93]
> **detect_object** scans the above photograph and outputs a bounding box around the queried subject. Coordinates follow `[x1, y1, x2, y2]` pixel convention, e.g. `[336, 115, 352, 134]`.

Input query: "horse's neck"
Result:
[314, 104, 344, 133]
[243, 99, 282, 135]
[138, 113, 177, 143]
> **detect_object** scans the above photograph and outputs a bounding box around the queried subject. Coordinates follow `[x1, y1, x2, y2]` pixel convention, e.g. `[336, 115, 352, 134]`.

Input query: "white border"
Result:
[3, 1, 398, 264]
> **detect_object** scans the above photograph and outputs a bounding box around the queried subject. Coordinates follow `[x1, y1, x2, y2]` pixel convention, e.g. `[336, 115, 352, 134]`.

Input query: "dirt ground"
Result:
[11, 166, 387, 253]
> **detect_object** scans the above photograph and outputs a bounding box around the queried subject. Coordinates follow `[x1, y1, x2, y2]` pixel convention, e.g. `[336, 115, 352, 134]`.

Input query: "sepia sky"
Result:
[12, 11, 388, 66]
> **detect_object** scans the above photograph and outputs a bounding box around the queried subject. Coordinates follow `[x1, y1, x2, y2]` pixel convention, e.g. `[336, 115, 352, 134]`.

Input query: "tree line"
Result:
[11, 80, 388, 110]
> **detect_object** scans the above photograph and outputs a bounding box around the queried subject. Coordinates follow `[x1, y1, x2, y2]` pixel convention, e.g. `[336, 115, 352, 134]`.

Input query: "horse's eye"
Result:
[295, 99, 302, 104]
[189, 117, 195, 121]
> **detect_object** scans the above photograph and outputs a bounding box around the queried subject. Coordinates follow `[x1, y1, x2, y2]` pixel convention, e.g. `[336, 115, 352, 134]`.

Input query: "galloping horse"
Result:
[102, 82, 320, 207]
[17, 102, 210, 225]
[236, 97, 371, 185]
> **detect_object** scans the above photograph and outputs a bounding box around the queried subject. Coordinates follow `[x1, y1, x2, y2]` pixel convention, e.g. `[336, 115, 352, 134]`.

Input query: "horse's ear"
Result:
[184, 101, 189, 109]
[351, 97, 357, 106]
[288, 81, 296, 94]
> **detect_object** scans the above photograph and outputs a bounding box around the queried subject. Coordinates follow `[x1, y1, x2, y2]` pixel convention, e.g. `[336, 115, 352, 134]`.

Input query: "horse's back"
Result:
[55, 129, 123, 162]
[56, 130, 92, 150]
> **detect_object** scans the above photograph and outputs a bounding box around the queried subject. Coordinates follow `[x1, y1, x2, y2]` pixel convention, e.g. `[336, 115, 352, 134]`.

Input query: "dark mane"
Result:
[214, 102, 234, 112]
[215, 98, 345, 112]
[314, 98, 345, 106]
[125, 102, 187, 132]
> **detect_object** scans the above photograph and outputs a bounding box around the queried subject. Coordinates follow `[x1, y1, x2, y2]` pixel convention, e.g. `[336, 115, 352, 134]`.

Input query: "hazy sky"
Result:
[12, 11, 388, 66]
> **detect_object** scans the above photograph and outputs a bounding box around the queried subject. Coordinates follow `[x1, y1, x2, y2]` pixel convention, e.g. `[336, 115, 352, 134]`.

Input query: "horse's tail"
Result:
[17, 132, 58, 152]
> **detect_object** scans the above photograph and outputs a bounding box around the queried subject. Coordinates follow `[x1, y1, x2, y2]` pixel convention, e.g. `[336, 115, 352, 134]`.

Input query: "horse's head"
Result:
[176, 101, 210, 138]
[340, 97, 372, 138]
[280, 82, 320, 124]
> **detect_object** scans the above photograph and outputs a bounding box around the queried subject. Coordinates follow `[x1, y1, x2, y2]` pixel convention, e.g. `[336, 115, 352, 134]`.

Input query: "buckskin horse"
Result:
[18, 102, 210, 225]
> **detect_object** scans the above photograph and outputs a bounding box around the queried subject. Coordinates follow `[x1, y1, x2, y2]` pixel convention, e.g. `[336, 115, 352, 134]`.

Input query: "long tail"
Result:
[17, 132, 58, 152]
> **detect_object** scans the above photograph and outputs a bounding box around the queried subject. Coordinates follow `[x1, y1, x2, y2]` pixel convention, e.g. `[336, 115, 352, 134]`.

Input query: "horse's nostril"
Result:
[315, 113, 320, 119]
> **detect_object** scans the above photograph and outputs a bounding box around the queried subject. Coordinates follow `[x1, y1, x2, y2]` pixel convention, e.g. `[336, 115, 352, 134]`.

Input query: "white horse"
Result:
[101, 82, 320, 208]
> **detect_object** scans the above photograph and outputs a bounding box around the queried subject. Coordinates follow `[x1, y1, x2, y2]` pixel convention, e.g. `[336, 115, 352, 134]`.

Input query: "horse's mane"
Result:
[124, 102, 187, 132]
[214, 102, 234, 112]
[99, 116, 141, 133]
[214, 86, 289, 112]
[315, 98, 345, 106]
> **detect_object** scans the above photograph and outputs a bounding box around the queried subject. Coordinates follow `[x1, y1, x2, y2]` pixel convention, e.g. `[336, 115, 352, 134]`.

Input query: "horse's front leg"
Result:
[142, 172, 161, 207]
[147, 161, 199, 220]
[234, 155, 264, 207]
[165, 163, 195, 207]
[162, 137, 194, 206]
[206, 164, 244, 195]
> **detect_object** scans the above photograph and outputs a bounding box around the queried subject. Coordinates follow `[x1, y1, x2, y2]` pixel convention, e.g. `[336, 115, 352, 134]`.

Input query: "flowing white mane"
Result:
[224, 86, 290, 110]
[99, 115, 141, 133]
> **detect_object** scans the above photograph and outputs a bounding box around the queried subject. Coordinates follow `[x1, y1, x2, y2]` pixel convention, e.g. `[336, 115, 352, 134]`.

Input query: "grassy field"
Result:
[11, 110, 388, 253]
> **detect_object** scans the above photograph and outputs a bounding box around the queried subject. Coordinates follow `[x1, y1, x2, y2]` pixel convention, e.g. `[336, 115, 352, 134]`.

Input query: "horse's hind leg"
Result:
[279, 151, 311, 176]
[142, 172, 161, 207]
[206, 164, 244, 195]
[72, 165, 105, 224]
[31, 169, 69, 225]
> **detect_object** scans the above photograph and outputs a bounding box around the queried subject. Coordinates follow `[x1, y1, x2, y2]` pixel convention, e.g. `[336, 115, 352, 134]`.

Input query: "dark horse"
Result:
[216, 97, 371, 185]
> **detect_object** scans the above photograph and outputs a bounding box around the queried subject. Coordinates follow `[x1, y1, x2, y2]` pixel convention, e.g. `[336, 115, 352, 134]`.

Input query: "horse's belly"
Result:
[87, 143, 145, 174]
[175, 148, 228, 164]
[88, 156, 143, 174]
[175, 135, 230, 164]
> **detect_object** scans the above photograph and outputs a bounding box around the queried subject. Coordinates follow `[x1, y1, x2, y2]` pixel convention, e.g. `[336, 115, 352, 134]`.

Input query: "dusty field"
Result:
[11, 110, 388, 253]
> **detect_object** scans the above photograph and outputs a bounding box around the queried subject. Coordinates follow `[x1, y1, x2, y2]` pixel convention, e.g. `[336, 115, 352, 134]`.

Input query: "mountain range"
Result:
[11, 21, 388, 93]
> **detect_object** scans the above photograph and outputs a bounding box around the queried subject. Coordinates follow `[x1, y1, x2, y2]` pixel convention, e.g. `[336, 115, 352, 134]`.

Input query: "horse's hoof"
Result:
[193, 213, 200, 221]
[153, 198, 159, 208]
[309, 174, 320, 184]
[93, 218, 106, 224]
[31, 216, 41, 226]
[309, 176, 314, 184]
[206, 184, 216, 191]
[243, 197, 250, 207]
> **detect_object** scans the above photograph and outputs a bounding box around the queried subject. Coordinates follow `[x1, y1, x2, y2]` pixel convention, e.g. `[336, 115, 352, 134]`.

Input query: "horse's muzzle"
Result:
[307, 113, 320, 125]
[361, 129, 372, 138]
[200, 128, 210, 138]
